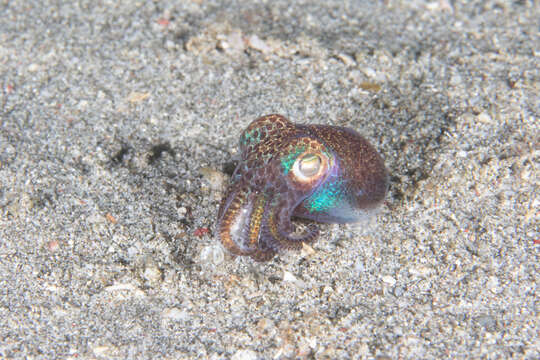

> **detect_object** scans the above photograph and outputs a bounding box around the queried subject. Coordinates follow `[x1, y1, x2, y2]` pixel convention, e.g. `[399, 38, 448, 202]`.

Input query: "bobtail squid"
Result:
[217, 114, 388, 261]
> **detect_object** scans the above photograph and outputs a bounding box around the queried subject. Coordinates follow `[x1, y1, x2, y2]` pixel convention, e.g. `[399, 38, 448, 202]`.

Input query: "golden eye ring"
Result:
[298, 154, 321, 177]
[291, 153, 326, 183]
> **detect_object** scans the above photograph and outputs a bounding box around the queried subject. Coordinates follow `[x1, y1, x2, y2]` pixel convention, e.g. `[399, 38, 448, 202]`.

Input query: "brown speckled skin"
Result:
[292, 124, 388, 223]
[218, 114, 388, 261]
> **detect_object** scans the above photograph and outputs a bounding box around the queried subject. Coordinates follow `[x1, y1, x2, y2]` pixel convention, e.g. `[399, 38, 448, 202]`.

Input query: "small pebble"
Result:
[336, 53, 356, 66]
[283, 271, 307, 288]
[231, 349, 258, 360]
[248, 35, 271, 53]
[199, 245, 225, 265]
[218, 30, 245, 53]
[477, 112, 492, 123]
[143, 265, 161, 283]
[362, 67, 377, 79]
[47, 240, 60, 252]
[28, 63, 40, 72]
[382, 275, 397, 286]
[476, 315, 497, 331]
[126, 92, 150, 103]
[92, 345, 115, 357]
[162, 308, 190, 322]
[199, 167, 228, 192]
[487, 276, 502, 294]
[450, 73, 462, 86]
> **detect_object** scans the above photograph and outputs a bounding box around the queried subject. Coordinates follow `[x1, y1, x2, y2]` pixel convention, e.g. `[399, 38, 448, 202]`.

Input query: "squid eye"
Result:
[298, 154, 321, 177]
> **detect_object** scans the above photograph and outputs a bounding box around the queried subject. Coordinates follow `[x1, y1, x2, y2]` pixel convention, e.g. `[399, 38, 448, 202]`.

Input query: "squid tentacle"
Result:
[218, 187, 267, 256]
[261, 201, 320, 251]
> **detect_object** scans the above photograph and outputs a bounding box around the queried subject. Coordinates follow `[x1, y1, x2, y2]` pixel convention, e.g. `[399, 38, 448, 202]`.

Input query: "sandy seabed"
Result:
[0, 1, 538, 359]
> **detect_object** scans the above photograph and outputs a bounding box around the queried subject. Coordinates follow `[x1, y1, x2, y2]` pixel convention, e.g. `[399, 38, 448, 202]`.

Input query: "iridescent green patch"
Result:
[306, 180, 345, 213]
[280, 146, 305, 174]
[241, 128, 262, 146]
